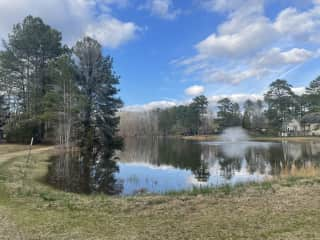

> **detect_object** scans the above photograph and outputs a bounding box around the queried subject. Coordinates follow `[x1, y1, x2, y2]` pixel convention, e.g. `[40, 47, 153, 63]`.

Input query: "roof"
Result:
[301, 112, 320, 124]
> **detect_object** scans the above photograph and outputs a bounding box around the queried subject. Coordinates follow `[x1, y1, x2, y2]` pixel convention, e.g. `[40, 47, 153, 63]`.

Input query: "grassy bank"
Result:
[0, 145, 320, 239]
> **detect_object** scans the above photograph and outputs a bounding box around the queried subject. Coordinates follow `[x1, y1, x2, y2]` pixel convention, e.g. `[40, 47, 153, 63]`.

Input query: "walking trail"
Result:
[0, 146, 54, 240]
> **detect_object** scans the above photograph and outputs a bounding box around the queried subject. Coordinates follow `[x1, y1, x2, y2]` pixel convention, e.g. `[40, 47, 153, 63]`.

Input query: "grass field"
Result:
[0, 144, 319, 240]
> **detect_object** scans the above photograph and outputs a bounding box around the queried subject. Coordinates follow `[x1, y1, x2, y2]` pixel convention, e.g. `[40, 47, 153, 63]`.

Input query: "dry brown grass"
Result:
[182, 135, 220, 141]
[280, 165, 320, 178]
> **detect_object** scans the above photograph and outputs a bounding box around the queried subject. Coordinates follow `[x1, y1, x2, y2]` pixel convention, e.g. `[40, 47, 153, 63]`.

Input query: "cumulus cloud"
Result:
[86, 16, 140, 48]
[185, 85, 205, 96]
[140, 0, 180, 20]
[0, 0, 140, 48]
[255, 48, 314, 68]
[274, 6, 320, 42]
[176, 0, 319, 85]
[195, 18, 277, 59]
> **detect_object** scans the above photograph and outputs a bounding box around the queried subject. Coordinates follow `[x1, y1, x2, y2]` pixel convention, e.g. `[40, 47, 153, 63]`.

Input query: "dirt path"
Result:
[0, 146, 54, 165]
[0, 146, 54, 240]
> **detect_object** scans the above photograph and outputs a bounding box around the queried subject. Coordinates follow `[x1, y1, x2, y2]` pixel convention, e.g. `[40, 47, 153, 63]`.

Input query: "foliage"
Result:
[242, 99, 266, 130]
[0, 17, 123, 194]
[264, 79, 297, 132]
[217, 98, 241, 128]
[43, 54, 82, 144]
[73, 37, 123, 194]
[158, 95, 209, 135]
[305, 76, 320, 112]
[0, 95, 8, 126]
[5, 118, 41, 144]
[0, 15, 64, 142]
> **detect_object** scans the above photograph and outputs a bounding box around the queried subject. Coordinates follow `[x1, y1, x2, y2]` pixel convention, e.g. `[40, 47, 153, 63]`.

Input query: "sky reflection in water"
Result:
[116, 138, 320, 195]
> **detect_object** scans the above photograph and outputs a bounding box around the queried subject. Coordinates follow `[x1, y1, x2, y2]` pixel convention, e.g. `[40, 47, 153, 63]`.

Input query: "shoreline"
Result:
[182, 134, 320, 142]
[0, 145, 319, 239]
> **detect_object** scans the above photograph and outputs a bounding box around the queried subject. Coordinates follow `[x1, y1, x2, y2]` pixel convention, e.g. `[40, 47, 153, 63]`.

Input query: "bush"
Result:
[5, 119, 41, 144]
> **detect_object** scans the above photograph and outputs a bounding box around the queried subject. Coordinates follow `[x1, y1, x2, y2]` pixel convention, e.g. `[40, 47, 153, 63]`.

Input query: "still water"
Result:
[117, 137, 320, 195]
[47, 137, 320, 195]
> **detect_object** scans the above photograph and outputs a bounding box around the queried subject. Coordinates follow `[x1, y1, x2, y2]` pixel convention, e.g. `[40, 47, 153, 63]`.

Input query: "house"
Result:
[301, 113, 320, 136]
[281, 119, 302, 137]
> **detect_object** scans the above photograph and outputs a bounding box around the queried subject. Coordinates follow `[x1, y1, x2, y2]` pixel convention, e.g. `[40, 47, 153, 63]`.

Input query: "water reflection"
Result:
[47, 138, 320, 195]
[117, 138, 320, 195]
[47, 151, 123, 195]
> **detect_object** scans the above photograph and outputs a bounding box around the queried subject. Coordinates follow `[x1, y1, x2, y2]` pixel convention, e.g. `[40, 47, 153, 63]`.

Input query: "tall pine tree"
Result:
[0, 16, 64, 142]
[73, 37, 123, 194]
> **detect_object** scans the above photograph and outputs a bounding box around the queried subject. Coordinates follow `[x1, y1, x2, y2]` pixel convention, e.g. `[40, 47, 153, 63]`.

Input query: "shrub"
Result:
[5, 119, 41, 144]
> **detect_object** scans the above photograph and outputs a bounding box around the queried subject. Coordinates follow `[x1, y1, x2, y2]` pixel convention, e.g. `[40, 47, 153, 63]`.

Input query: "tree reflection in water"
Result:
[47, 152, 123, 195]
[47, 138, 320, 195]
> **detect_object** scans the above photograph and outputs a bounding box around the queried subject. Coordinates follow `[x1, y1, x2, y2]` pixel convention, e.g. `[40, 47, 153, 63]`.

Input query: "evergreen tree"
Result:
[264, 79, 296, 132]
[0, 15, 64, 142]
[306, 76, 320, 112]
[73, 37, 123, 194]
[217, 98, 241, 128]
[243, 100, 255, 129]
[190, 95, 209, 134]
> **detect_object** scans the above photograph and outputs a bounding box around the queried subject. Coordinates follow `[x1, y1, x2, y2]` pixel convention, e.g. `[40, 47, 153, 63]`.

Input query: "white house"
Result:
[281, 119, 302, 137]
[301, 113, 320, 136]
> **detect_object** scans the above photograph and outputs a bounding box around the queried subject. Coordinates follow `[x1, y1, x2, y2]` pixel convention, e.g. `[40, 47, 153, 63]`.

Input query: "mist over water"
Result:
[203, 127, 275, 158]
[219, 127, 250, 142]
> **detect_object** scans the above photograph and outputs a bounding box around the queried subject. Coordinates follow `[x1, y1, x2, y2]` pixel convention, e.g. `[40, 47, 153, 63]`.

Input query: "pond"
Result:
[47, 137, 320, 195]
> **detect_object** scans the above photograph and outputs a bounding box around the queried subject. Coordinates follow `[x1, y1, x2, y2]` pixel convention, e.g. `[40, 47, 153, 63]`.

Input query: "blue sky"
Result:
[1, 0, 320, 110]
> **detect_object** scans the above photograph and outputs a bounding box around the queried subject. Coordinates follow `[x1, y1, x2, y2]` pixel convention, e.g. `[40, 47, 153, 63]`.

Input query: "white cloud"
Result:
[185, 85, 205, 96]
[292, 87, 306, 96]
[255, 48, 314, 68]
[208, 94, 263, 105]
[274, 6, 320, 42]
[194, 0, 273, 60]
[197, 48, 314, 84]
[203, 68, 268, 84]
[176, 0, 319, 86]
[86, 16, 140, 48]
[140, 0, 180, 20]
[122, 100, 178, 112]
[0, 0, 140, 48]
[195, 18, 277, 59]
[200, 0, 263, 15]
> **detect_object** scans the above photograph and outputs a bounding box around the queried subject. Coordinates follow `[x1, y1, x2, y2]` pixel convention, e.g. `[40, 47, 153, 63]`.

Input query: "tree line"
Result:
[119, 95, 215, 136]
[0, 16, 123, 194]
[120, 77, 320, 136]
